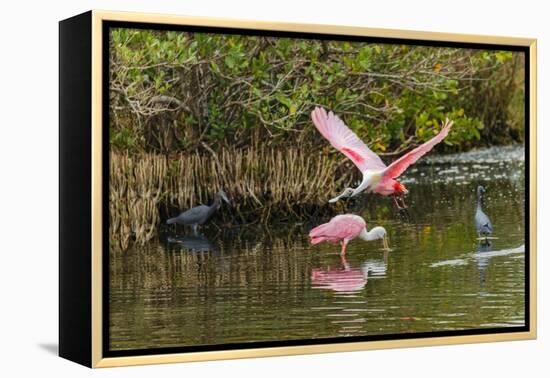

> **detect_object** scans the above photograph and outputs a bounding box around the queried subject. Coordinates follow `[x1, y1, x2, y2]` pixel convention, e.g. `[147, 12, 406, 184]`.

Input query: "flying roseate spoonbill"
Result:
[311, 107, 453, 208]
[475, 185, 493, 239]
[167, 190, 230, 234]
[309, 214, 389, 255]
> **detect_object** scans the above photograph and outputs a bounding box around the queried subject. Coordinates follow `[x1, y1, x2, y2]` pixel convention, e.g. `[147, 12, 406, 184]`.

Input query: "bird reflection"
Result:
[311, 254, 368, 293]
[361, 250, 389, 279]
[475, 240, 492, 284]
[166, 233, 217, 252]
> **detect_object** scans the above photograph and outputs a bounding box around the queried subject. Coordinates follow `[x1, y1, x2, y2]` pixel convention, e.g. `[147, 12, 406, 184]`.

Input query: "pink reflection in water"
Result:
[311, 255, 368, 293]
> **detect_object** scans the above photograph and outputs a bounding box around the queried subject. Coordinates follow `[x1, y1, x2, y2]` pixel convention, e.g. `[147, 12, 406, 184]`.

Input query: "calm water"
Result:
[109, 145, 526, 351]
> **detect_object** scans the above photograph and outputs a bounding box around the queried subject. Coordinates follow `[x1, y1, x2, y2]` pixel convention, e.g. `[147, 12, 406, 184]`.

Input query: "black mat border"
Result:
[102, 19, 531, 358]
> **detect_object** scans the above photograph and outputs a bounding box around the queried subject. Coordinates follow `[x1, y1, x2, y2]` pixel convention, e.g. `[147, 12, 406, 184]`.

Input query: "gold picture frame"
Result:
[59, 10, 537, 368]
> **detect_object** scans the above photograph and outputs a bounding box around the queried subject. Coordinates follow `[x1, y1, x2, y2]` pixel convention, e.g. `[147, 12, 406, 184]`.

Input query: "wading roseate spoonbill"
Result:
[311, 107, 453, 208]
[475, 185, 493, 239]
[309, 214, 389, 255]
[167, 191, 230, 234]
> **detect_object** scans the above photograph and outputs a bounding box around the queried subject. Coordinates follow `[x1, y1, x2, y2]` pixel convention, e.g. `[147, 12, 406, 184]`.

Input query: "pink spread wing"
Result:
[382, 118, 453, 180]
[311, 107, 386, 172]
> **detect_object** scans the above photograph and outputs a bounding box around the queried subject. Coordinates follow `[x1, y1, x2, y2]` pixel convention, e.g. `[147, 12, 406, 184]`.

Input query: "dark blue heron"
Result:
[474, 186, 493, 239]
[167, 191, 230, 233]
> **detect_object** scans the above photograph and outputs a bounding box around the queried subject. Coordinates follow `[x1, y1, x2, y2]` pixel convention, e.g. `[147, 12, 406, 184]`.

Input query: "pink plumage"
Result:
[311, 267, 367, 292]
[311, 106, 453, 206]
[309, 215, 366, 253]
[311, 107, 386, 172]
[311, 253, 367, 292]
[381, 118, 453, 180]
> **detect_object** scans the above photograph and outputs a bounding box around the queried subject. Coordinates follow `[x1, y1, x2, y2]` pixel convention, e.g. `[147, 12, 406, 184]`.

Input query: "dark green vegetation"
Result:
[110, 28, 524, 153]
[109, 28, 525, 250]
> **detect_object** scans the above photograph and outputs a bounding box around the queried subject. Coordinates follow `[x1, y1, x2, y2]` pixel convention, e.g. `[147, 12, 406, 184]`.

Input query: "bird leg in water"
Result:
[340, 240, 349, 255]
[479, 233, 491, 242]
[192, 224, 199, 235]
[479, 239, 492, 248]
[340, 253, 350, 270]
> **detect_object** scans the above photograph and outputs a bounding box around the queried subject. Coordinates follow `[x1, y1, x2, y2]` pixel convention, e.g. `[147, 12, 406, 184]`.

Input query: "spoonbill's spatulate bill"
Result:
[309, 214, 389, 254]
[311, 107, 453, 208]
[475, 185, 493, 239]
[167, 190, 230, 233]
